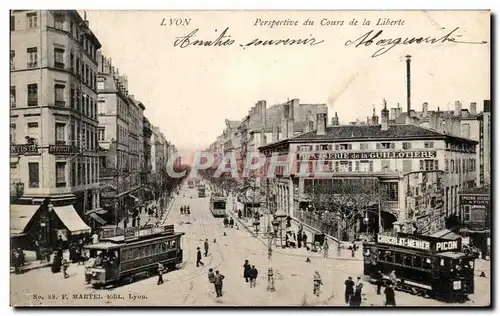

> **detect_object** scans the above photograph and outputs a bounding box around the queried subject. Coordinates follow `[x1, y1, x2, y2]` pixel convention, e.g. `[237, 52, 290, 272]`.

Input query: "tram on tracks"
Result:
[84, 224, 184, 288]
[210, 194, 227, 217]
[363, 232, 476, 302]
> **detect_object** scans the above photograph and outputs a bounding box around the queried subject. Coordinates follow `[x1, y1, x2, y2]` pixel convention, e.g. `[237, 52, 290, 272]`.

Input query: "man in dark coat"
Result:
[249, 265, 258, 288]
[302, 232, 308, 250]
[384, 283, 396, 306]
[243, 259, 251, 282]
[238, 209, 242, 220]
[196, 247, 204, 267]
[374, 270, 384, 294]
[229, 217, 234, 228]
[204, 239, 209, 257]
[344, 276, 355, 304]
[297, 229, 303, 248]
[214, 270, 225, 297]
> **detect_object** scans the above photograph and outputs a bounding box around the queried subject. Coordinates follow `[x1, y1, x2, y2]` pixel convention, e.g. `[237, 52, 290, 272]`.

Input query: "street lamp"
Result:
[271, 216, 280, 247]
[253, 212, 260, 236]
[364, 212, 369, 234]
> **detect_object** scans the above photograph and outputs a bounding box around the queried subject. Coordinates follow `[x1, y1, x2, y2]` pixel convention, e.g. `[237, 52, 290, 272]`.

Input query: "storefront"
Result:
[459, 187, 490, 259]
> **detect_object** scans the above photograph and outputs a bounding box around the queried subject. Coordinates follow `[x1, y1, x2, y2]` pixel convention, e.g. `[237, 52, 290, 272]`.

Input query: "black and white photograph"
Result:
[8, 9, 491, 307]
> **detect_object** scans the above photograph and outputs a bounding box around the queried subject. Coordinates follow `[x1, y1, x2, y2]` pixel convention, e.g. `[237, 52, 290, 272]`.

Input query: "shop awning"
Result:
[10, 204, 40, 235]
[53, 205, 91, 235]
[89, 212, 107, 225]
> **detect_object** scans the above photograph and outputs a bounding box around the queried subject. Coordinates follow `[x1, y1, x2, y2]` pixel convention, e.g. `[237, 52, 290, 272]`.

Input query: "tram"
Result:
[198, 185, 206, 198]
[210, 194, 227, 217]
[363, 232, 475, 302]
[84, 224, 184, 288]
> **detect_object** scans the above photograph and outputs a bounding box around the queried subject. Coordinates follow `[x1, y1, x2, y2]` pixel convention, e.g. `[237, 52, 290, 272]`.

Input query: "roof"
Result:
[260, 124, 477, 149]
[438, 251, 467, 259]
[84, 242, 119, 250]
[427, 229, 461, 240]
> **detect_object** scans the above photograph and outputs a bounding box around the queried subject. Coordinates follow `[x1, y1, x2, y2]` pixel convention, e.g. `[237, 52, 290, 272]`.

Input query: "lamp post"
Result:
[253, 211, 260, 237]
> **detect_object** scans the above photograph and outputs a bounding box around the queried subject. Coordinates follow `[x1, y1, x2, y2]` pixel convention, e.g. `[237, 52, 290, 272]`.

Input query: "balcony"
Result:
[54, 100, 66, 107]
[27, 62, 37, 68]
[54, 62, 65, 69]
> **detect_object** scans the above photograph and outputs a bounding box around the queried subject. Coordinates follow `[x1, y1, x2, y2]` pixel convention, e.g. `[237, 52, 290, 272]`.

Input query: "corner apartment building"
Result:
[259, 104, 478, 236]
[10, 10, 101, 245]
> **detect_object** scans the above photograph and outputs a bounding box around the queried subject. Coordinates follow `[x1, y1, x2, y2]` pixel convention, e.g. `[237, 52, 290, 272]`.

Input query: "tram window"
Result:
[467, 260, 474, 270]
[423, 257, 432, 270]
[161, 242, 167, 252]
[403, 255, 411, 266]
[139, 248, 145, 258]
[440, 259, 444, 267]
[172, 240, 177, 248]
[395, 253, 403, 265]
[384, 251, 393, 263]
[377, 249, 384, 260]
[413, 256, 422, 269]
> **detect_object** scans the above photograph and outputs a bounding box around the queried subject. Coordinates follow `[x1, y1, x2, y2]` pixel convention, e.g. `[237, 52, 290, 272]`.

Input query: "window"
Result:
[317, 144, 331, 151]
[381, 160, 391, 171]
[463, 205, 471, 221]
[27, 84, 38, 106]
[461, 124, 470, 138]
[402, 142, 412, 150]
[10, 86, 16, 108]
[445, 159, 449, 172]
[85, 65, 89, 84]
[97, 78, 105, 90]
[27, 47, 38, 68]
[421, 159, 438, 171]
[424, 141, 434, 149]
[359, 143, 369, 150]
[28, 162, 39, 188]
[54, 13, 64, 30]
[76, 58, 81, 76]
[377, 142, 395, 149]
[70, 86, 75, 109]
[27, 12, 37, 29]
[402, 160, 412, 173]
[56, 162, 66, 187]
[10, 124, 16, 143]
[70, 53, 74, 72]
[54, 84, 65, 106]
[10, 50, 15, 70]
[10, 15, 15, 31]
[54, 47, 65, 69]
[336, 143, 352, 150]
[55, 123, 65, 144]
[381, 182, 398, 201]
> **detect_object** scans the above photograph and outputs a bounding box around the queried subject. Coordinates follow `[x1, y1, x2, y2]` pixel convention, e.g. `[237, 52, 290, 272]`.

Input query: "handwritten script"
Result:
[345, 27, 488, 57]
[173, 27, 324, 48]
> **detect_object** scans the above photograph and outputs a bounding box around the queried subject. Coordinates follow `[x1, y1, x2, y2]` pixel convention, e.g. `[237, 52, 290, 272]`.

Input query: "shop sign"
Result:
[377, 233, 461, 252]
[297, 150, 437, 161]
[11, 144, 38, 155]
[460, 194, 490, 206]
[48, 144, 79, 155]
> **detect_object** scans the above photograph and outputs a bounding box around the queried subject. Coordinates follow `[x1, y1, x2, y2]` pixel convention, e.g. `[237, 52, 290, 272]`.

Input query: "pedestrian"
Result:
[344, 276, 355, 304]
[214, 270, 225, 297]
[229, 217, 234, 228]
[207, 268, 216, 295]
[204, 238, 209, 257]
[297, 229, 303, 248]
[62, 259, 69, 278]
[351, 246, 356, 258]
[302, 232, 308, 250]
[196, 247, 204, 267]
[389, 270, 397, 286]
[375, 270, 384, 294]
[313, 270, 323, 297]
[249, 265, 258, 288]
[350, 277, 363, 306]
[223, 217, 229, 228]
[243, 259, 251, 282]
[157, 262, 165, 285]
[384, 283, 396, 306]
[187, 206, 190, 214]
[323, 239, 329, 258]
[181, 206, 184, 214]
[238, 209, 242, 220]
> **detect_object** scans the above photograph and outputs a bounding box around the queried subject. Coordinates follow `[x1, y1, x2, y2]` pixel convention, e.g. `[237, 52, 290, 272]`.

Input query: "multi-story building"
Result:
[259, 103, 478, 237]
[142, 117, 153, 187]
[10, 10, 101, 246]
[97, 55, 141, 224]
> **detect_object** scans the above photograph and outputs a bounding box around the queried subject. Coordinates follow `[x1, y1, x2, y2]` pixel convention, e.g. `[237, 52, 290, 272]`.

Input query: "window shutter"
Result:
[376, 143, 381, 149]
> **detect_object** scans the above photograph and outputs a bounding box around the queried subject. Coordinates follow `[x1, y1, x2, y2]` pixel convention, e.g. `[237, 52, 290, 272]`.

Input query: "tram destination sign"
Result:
[377, 233, 461, 253]
[297, 150, 437, 161]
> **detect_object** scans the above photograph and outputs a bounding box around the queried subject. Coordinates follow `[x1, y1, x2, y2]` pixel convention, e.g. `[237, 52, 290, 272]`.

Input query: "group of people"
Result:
[243, 259, 259, 288]
[11, 248, 25, 274]
[344, 273, 396, 307]
[180, 205, 191, 215]
[223, 217, 235, 228]
[207, 268, 225, 297]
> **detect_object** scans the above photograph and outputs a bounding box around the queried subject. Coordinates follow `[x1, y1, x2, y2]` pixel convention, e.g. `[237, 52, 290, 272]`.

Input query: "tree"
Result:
[305, 179, 380, 241]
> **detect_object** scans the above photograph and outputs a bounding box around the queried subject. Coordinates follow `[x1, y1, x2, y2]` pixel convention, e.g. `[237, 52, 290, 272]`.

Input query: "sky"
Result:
[82, 10, 490, 152]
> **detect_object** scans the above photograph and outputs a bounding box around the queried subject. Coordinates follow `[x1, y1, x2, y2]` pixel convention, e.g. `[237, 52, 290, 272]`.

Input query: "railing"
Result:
[296, 211, 341, 239]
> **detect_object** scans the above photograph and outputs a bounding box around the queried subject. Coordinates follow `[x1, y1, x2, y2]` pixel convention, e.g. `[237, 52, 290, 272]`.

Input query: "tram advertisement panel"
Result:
[377, 233, 461, 253]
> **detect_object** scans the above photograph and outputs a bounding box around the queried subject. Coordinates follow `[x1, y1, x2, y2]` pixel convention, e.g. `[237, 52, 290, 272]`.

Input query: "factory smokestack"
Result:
[406, 55, 412, 118]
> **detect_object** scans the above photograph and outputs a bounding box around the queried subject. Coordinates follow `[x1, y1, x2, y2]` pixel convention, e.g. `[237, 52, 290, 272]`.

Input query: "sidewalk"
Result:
[225, 195, 363, 262]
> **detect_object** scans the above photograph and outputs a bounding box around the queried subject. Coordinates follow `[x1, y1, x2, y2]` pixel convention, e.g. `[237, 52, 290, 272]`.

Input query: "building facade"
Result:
[10, 10, 102, 246]
[259, 104, 478, 237]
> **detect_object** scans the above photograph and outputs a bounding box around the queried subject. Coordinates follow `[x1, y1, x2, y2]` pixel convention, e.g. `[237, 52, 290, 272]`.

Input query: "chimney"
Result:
[454, 101, 462, 117]
[395, 103, 402, 120]
[381, 100, 389, 131]
[272, 125, 279, 142]
[366, 116, 370, 125]
[287, 117, 294, 138]
[283, 102, 290, 119]
[316, 113, 326, 136]
[331, 112, 339, 126]
[261, 131, 267, 146]
[484, 100, 490, 113]
[390, 108, 396, 120]
[291, 98, 300, 120]
[371, 107, 379, 125]
[406, 55, 412, 117]
[422, 102, 429, 118]
[281, 118, 288, 140]
[259, 100, 267, 128]
[470, 102, 477, 115]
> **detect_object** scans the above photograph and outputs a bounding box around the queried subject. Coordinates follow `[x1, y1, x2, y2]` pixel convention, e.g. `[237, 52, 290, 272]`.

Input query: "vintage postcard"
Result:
[9, 10, 490, 307]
